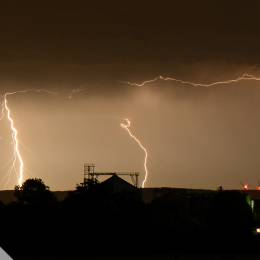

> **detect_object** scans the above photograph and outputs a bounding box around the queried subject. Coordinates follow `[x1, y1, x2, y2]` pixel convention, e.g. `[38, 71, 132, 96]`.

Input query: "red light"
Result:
[257, 187, 260, 191]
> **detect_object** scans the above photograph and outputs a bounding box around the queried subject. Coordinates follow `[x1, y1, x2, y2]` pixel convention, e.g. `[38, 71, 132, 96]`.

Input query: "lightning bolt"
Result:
[0, 89, 56, 187]
[121, 73, 260, 88]
[120, 72, 260, 187]
[3, 72, 258, 188]
[120, 118, 148, 188]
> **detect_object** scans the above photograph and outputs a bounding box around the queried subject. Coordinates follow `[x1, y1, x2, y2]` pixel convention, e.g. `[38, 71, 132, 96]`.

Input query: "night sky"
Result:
[1, 1, 260, 190]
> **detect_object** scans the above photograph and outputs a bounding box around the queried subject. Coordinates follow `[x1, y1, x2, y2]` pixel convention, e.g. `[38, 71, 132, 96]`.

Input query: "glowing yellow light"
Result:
[120, 119, 148, 188]
[256, 228, 260, 233]
[122, 73, 260, 88]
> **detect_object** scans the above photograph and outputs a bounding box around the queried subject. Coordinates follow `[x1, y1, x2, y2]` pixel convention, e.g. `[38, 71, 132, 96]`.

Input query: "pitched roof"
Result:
[100, 175, 136, 193]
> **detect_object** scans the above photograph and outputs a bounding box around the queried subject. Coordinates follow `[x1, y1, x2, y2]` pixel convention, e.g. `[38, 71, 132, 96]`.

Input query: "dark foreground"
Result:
[0, 179, 260, 259]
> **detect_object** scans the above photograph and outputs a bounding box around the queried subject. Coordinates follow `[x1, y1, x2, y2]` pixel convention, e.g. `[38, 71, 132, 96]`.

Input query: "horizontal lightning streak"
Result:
[119, 72, 260, 187]
[121, 73, 260, 88]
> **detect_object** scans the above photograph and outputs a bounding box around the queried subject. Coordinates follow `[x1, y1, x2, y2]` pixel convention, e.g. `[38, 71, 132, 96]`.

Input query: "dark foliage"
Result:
[14, 178, 56, 206]
[0, 179, 258, 259]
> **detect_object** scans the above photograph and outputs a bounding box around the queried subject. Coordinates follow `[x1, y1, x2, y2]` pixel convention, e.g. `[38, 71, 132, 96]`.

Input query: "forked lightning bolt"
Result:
[2, 72, 260, 188]
[4, 94, 24, 186]
[122, 73, 260, 87]
[121, 72, 260, 187]
[0, 89, 56, 187]
[120, 119, 148, 188]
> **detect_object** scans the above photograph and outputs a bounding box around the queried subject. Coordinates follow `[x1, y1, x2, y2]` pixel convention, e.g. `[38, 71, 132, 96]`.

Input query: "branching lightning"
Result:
[4, 94, 24, 186]
[120, 118, 148, 188]
[3, 72, 260, 188]
[120, 72, 260, 187]
[121, 73, 260, 88]
[0, 89, 56, 187]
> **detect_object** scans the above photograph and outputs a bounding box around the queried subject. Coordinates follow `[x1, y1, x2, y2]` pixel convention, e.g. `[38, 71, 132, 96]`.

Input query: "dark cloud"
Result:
[0, 0, 259, 83]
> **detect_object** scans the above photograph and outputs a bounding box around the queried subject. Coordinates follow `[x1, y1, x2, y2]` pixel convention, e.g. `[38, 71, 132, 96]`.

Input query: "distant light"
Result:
[257, 187, 260, 191]
[256, 228, 260, 233]
[243, 184, 249, 190]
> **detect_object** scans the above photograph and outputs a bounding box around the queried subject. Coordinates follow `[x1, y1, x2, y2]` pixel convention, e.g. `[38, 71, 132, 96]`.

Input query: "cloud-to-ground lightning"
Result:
[4, 94, 24, 187]
[0, 89, 56, 187]
[120, 118, 148, 188]
[3, 72, 260, 188]
[120, 72, 260, 187]
[121, 73, 260, 88]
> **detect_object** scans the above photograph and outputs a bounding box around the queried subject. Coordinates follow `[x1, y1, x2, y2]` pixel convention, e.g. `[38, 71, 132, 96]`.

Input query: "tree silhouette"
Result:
[14, 178, 56, 206]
